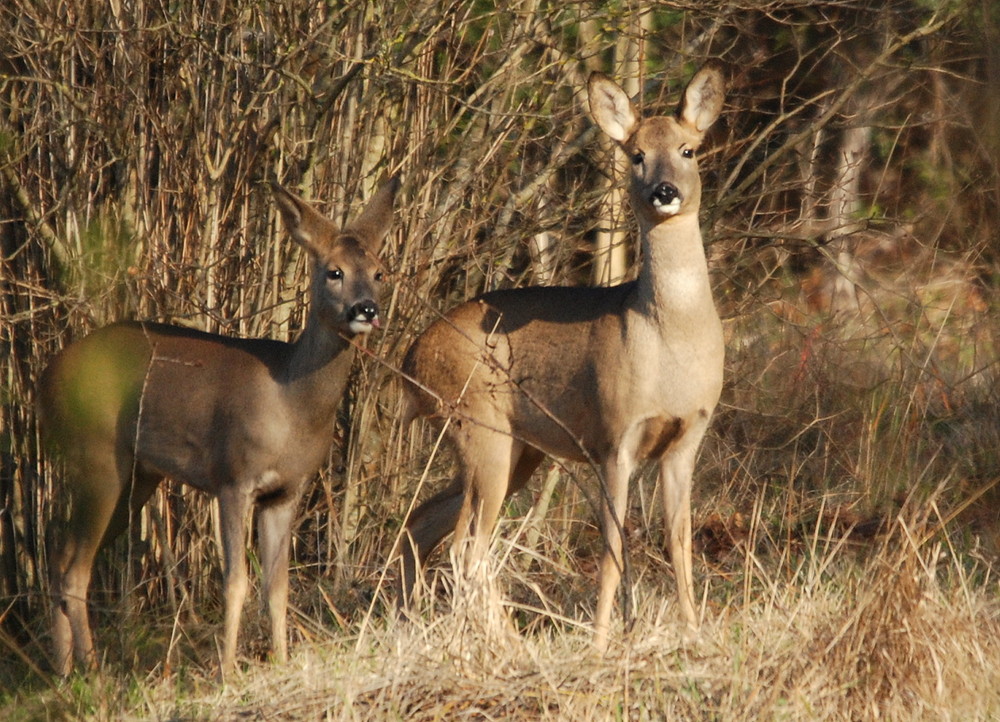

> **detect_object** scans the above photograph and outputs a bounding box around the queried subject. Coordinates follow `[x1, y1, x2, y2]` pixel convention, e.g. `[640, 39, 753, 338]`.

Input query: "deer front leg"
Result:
[660, 441, 700, 631]
[217, 487, 252, 679]
[593, 452, 635, 653]
[256, 494, 300, 664]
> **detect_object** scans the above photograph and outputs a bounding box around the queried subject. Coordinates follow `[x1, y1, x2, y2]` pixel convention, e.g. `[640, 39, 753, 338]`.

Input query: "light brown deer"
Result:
[39, 177, 398, 677]
[398, 65, 725, 650]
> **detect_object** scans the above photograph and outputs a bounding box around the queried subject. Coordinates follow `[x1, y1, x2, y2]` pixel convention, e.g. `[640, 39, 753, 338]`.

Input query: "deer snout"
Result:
[347, 300, 380, 334]
[650, 182, 683, 215]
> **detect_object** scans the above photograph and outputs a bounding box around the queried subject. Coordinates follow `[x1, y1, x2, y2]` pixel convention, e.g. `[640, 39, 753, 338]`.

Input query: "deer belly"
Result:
[507, 391, 602, 463]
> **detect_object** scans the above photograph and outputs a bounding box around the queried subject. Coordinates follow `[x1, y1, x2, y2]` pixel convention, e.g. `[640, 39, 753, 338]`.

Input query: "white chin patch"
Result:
[652, 197, 682, 216]
[348, 317, 379, 335]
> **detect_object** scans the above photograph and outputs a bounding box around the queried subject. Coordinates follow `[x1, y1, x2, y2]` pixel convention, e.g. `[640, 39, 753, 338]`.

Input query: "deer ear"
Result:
[271, 183, 337, 254]
[677, 62, 725, 135]
[588, 72, 639, 143]
[342, 175, 400, 254]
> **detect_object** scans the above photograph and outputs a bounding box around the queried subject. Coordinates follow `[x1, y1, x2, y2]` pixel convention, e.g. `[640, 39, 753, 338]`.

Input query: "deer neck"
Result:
[283, 313, 356, 416]
[634, 212, 715, 322]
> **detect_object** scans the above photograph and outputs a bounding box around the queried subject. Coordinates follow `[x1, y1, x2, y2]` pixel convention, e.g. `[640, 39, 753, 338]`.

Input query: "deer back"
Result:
[41, 179, 399, 497]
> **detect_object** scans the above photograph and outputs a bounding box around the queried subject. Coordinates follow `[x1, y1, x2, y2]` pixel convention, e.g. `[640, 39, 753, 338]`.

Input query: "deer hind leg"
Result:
[255, 490, 302, 664]
[216, 486, 252, 678]
[659, 439, 701, 631]
[397, 435, 538, 607]
[397, 477, 465, 609]
[49, 538, 73, 676]
[450, 432, 523, 581]
[51, 453, 123, 674]
[593, 451, 636, 653]
[99, 465, 163, 549]
[508, 446, 544, 495]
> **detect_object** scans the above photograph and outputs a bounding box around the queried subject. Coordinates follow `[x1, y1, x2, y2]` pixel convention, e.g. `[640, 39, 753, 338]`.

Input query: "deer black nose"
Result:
[350, 301, 379, 322]
[346, 300, 381, 334]
[651, 182, 680, 205]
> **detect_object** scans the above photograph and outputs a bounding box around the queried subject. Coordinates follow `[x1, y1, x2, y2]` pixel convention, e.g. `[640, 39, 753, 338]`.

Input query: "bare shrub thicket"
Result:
[2, 0, 1000, 717]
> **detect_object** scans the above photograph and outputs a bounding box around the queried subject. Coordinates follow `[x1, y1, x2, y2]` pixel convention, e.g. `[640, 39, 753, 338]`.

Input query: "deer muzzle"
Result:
[348, 300, 380, 334]
[650, 182, 683, 216]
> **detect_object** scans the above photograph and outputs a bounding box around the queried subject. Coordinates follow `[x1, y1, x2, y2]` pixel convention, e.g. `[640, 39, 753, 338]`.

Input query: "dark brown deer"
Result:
[398, 64, 725, 651]
[39, 178, 399, 677]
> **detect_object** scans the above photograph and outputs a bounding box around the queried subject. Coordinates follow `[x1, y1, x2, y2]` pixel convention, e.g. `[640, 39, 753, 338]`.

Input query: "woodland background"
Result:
[2, 0, 1000, 719]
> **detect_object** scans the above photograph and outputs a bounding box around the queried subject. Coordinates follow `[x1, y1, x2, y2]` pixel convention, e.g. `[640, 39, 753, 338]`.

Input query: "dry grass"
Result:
[17, 504, 998, 721]
[3, 0, 1000, 719]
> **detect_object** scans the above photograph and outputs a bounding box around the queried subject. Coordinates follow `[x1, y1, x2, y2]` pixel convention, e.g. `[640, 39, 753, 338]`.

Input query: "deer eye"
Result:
[327, 268, 343, 281]
[631, 151, 645, 165]
[374, 271, 384, 282]
[681, 148, 694, 159]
